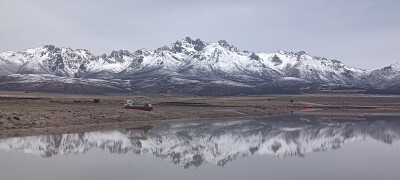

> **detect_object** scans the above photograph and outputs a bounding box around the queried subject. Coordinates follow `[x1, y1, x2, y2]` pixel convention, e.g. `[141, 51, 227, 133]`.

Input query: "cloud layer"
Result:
[1, 0, 399, 70]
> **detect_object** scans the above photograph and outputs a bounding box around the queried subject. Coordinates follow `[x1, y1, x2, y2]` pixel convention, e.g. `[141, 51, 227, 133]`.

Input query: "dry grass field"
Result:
[1, 91, 400, 138]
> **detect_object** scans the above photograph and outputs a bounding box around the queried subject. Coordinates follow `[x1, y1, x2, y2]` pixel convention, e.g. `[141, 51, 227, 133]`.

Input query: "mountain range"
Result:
[1, 114, 399, 168]
[1, 37, 399, 95]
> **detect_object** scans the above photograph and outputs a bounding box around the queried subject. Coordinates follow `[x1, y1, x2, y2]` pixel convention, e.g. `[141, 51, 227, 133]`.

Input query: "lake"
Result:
[1, 114, 400, 180]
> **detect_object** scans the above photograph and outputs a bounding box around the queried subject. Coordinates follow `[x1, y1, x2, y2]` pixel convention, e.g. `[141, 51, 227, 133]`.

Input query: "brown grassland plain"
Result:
[1, 91, 400, 138]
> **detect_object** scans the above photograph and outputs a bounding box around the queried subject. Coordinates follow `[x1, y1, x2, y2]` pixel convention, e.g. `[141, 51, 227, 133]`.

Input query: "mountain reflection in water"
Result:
[0, 114, 399, 168]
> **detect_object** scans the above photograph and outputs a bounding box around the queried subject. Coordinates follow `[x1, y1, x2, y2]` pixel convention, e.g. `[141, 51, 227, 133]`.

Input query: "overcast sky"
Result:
[1, 0, 399, 70]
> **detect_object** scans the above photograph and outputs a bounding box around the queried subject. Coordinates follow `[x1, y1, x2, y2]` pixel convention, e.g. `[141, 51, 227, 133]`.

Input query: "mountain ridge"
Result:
[0, 37, 399, 95]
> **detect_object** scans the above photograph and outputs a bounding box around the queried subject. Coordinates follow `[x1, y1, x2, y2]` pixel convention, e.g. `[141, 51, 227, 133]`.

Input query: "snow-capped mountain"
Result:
[119, 38, 367, 86]
[1, 114, 399, 168]
[0, 37, 399, 94]
[0, 45, 135, 78]
[367, 63, 400, 91]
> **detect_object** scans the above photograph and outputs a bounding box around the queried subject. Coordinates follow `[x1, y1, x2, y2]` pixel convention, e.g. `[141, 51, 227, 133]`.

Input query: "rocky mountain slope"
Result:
[1, 114, 399, 168]
[0, 37, 398, 95]
[366, 63, 400, 93]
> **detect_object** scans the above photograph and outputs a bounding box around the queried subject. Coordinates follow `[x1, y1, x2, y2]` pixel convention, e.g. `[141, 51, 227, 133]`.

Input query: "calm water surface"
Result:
[1, 114, 400, 180]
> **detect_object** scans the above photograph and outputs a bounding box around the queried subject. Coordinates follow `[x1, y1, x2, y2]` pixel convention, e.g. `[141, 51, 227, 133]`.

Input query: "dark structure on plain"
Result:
[93, 99, 100, 103]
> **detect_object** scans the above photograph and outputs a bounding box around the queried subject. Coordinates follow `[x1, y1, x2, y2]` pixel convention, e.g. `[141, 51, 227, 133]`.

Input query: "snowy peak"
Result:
[380, 63, 400, 72]
[217, 39, 239, 52]
[367, 63, 400, 89]
[157, 37, 207, 54]
[109, 50, 131, 59]
[0, 45, 136, 78]
[253, 50, 367, 85]
[0, 45, 98, 77]
[181, 37, 207, 51]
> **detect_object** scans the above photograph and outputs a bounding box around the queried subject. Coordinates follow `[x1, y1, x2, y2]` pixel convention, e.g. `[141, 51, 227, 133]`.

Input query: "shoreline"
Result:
[2, 110, 400, 139]
[1, 91, 400, 138]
